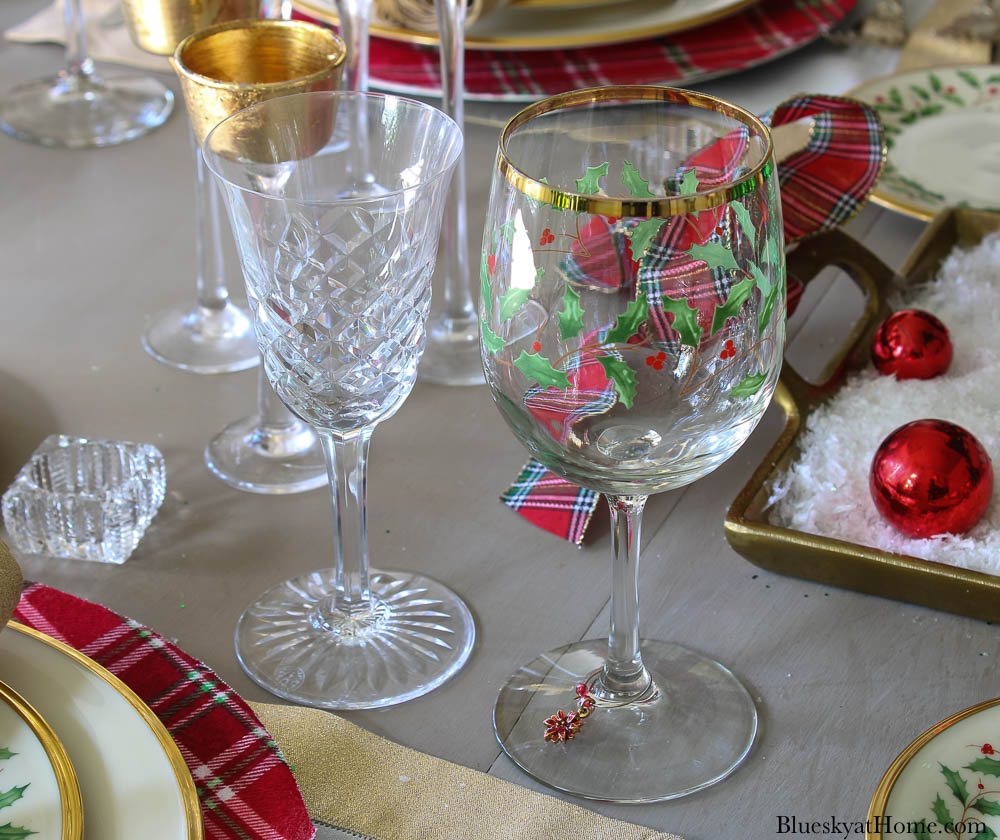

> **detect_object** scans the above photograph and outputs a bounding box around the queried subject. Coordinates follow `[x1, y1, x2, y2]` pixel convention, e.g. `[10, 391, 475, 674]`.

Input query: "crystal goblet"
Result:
[481, 86, 786, 801]
[171, 19, 347, 493]
[0, 0, 173, 148]
[205, 91, 473, 709]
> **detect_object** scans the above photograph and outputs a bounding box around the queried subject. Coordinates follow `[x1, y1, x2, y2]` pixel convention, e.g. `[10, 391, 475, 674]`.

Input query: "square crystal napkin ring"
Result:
[2, 435, 166, 565]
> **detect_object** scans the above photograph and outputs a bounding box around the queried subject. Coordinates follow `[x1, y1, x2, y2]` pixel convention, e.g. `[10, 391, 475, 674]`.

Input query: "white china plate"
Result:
[294, 0, 756, 50]
[868, 696, 1000, 838]
[850, 65, 1000, 220]
[0, 623, 202, 840]
[0, 679, 83, 839]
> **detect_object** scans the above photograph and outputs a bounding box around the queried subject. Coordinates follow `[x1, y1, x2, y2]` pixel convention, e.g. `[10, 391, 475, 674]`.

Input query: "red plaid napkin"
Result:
[363, 0, 856, 100]
[501, 95, 885, 542]
[14, 583, 315, 840]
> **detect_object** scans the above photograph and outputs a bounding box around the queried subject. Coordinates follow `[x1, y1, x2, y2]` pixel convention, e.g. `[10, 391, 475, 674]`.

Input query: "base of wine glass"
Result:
[143, 302, 259, 374]
[493, 638, 757, 803]
[235, 567, 476, 710]
[0, 68, 173, 149]
[419, 313, 485, 386]
[205, 415, 327, 494]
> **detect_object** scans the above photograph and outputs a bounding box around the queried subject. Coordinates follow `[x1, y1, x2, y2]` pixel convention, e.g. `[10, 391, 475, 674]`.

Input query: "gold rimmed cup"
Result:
[120, 0, 258, 57]
[171, 19, 347, 149]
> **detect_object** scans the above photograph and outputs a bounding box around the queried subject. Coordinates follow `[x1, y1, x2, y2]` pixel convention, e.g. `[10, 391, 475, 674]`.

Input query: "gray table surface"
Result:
[3, 0, 994, 837]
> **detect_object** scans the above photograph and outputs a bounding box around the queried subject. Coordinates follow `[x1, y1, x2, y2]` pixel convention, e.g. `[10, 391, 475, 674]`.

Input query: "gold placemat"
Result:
[250, 701, 683, 840]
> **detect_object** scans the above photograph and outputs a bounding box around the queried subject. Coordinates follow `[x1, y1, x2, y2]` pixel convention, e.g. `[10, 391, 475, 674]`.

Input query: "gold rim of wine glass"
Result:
[497, 85, 775, 217]
[171, 19, 347, 144]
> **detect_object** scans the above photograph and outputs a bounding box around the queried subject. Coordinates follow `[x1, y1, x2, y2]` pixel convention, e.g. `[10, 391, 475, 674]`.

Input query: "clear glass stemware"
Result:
[481, 86, 786, 802]
[0, 0, 173, 148]
[205, 91, 474, 709]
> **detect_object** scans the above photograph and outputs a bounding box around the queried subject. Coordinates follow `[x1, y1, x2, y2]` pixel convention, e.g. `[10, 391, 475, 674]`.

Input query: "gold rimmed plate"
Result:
[0, 622, 202, 840]
[294, 0, 757, 50]
[0, 679, 83, 839]
[848, 65, 1000, 220]
[867, 696, 1000, 839]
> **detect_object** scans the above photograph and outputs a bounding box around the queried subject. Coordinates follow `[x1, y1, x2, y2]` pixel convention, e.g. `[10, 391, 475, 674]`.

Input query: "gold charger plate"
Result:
[0, 679, 83, 839]
[294, 0, 757, 50]
[867, 696, 1000, 839]
[724, 208, 1000, 623]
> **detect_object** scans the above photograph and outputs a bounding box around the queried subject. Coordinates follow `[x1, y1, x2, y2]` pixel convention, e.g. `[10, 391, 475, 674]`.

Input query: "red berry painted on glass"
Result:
[645, 356, 655, 367]
[715, 226, 724, 236]
[487, 254, 497, 275]
[539, 228, 555, 246]
[531, 341, 542, 352]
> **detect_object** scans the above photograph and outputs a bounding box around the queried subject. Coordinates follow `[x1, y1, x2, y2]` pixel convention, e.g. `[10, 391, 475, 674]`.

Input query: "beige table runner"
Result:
[251, 701, 683, 840]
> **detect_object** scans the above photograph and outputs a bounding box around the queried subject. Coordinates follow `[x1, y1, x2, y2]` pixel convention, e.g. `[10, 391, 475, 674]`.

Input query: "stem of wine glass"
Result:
[257, 367, 298, 434]
[434, 0, 475, 330]
[190, 126, 230, 316]
[259, 0, 292, 18]
[337, 0, 371, 93]
[316, 428, 376, 624]
[597, 494, 652, 702]
[64, 0, 95, 79]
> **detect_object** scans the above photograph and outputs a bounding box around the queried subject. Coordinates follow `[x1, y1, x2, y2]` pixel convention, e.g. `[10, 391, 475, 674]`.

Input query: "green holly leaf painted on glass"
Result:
[931, 794, 953, 826]
[958, 69, 982, 88]
[628, 218, 665, 262]
[499, 287, 531, 322]
[514, 351, 569, 389]
[576, 162, 609, 194]
[973, 798, 1000, 817]
[481, 319, 504, 354]
[0, 824, 36, 839]
[711, 274, 754, 335]
[749, 260, 772, 296]
[622, 161, 655, 199]
[0, 749, 15, 761]
[480, 253, 493, 319]
[597, 356, 637, 409]
[499, 219, 516, 246]
[967, 757, 1000, 776]
[759, 272, 783, 337]
[0, 786, 27, 811]
[732, 200, 756, 248]
[687, 240, 740, 274]
[660, 296, 702, 347]
[730, 372, 767, 399]
[972, 828, 998, 840]
[605, 290, 649, 345]
[680, 168, 699, 195]
[557, 285, 584, 340]
[941, 763, 969, 804]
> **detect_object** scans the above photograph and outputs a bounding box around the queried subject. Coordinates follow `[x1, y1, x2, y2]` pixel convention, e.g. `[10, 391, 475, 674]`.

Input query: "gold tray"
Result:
[725, 208, 1000, 623]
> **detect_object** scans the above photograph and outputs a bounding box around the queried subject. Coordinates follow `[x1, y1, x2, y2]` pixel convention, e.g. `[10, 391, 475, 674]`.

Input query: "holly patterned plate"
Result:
[0, 679, 82, 839]
[0, 623, 202, 840]
[849, 65, 1000, 221]
[868, 696, 1000, 839]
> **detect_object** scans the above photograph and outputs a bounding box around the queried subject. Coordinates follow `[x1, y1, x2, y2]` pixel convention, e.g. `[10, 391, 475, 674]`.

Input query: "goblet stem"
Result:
[337, 0, 372, 92]
[64, 0, 92, 79]
[317, 427, 375, 623]
[600, 494, 652, 700]
[259, 0, 292, 18]
[419, 0, 482, 385]
[191, 126, 229, 316]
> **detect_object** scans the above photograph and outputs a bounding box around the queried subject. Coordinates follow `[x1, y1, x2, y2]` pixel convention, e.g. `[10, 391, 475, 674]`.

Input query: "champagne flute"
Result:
[170, 19, 347, 493]
[205, 91, 474, 708]
[481, 86, 786, 801]
[0, 0, 173, 148]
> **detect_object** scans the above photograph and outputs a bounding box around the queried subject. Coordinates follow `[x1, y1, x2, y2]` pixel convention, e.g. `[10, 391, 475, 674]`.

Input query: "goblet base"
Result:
[205, 415, 326, 494]
[0, 69, 173, 149]
[493, 639, 757, 802]
[235, 567, 476, 710]
[143, 303, 259, 374]
[419, 314, 485, 386]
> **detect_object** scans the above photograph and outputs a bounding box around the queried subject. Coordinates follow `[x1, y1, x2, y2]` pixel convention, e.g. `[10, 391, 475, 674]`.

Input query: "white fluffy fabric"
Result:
[768, 233, 1000, 575]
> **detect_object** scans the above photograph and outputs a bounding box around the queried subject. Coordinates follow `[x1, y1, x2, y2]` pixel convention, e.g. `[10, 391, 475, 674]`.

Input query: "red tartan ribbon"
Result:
[14, 583, 315, 840]
[358, 0, 856, 100]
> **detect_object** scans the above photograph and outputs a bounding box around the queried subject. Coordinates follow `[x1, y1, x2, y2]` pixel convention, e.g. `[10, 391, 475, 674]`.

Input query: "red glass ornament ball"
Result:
[869, 419, 993, 539]
[871, 309, 952, 379]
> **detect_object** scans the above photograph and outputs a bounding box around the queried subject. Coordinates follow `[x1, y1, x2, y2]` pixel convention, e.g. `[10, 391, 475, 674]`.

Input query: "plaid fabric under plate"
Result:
[14, 582, 315, 840]
[501, 94, 885, 542]
[361, 0, 856, 100]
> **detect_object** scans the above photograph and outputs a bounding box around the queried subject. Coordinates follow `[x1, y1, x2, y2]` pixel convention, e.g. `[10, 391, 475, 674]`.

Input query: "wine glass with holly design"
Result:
[481, 86, 786, 802]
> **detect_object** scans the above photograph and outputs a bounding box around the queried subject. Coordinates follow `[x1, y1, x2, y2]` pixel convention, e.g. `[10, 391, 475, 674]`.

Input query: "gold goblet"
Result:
[174, 19, 348, 495]
[119, 0, 257, 56]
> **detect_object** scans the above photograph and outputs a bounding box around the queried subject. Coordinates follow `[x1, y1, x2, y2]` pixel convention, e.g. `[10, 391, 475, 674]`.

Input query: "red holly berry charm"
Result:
[871, 309, 951, 379]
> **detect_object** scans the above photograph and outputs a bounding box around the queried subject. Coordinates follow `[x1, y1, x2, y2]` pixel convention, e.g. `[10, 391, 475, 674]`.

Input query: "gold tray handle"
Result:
[781, 227, 897, 412]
